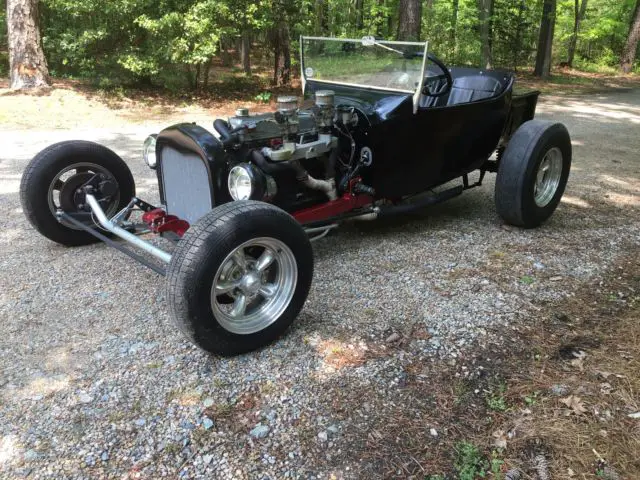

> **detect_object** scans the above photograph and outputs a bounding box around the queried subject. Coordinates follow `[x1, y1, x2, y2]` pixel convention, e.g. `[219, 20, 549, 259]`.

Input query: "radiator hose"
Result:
[213, 119, 244, 148]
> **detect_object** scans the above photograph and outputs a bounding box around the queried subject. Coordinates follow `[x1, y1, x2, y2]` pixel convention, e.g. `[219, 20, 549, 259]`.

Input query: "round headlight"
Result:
[228, 165, 254, 201]
[143, 134, 157, 169]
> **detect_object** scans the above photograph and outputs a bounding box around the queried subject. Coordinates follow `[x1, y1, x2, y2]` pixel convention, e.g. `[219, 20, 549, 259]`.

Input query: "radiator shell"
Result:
[160, 146, 213, 224]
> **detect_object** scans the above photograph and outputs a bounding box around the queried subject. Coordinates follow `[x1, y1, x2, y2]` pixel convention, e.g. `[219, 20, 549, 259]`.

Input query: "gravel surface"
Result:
[1, 90, 639, 479]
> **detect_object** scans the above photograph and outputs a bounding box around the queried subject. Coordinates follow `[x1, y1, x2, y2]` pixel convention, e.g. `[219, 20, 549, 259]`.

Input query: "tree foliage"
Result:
[2, 0, 639, 90]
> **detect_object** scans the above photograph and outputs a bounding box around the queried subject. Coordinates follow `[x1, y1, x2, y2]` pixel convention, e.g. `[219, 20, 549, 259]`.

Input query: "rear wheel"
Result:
[20, 141, 135, 246]
[166, 201, 314, 356]
[495, 120, 572, 228]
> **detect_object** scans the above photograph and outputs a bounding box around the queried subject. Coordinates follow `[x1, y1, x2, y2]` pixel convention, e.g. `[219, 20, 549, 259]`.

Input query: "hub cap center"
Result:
[241, 272, 262, 295]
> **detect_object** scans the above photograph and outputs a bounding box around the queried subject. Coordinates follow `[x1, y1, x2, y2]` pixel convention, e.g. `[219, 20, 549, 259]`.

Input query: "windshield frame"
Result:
[300, 36, 429, 114]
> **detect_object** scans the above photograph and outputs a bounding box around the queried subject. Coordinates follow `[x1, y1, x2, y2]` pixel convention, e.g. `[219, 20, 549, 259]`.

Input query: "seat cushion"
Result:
[446, 75, 502, 106]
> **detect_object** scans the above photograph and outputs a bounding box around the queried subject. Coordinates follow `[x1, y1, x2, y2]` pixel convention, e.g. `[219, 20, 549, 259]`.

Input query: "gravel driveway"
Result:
[1, 90, 639, 479]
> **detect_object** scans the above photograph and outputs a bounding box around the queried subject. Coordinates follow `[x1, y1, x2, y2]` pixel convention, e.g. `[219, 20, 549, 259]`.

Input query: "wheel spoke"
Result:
[536, 166, 547, 186]
[232, 249, 247, 271]
[256, 248, 276, 273]
[230, 294, 247, 318]
[541, 155, 550, 168]
[215, 280, 241, 296]
[258, 283, 278, 298]
[52, 179, 64, 191]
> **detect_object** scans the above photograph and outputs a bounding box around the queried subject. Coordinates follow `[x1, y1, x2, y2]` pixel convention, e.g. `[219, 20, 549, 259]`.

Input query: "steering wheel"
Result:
[422, 53, 453, 98]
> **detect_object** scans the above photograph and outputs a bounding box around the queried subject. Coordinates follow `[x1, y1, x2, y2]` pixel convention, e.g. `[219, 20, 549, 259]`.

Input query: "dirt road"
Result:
[0, 90, 638, 479]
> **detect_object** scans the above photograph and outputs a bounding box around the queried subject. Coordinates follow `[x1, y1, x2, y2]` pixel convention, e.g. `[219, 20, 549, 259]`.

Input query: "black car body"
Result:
[21, 36, 571, 355]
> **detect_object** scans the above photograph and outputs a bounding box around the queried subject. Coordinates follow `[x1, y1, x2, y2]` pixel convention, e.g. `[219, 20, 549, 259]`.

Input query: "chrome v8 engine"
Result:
[227, 91, 343, 162]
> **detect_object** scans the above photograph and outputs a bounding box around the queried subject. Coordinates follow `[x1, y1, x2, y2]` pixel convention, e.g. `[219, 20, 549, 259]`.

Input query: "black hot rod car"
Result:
[21, 37, 571, 355]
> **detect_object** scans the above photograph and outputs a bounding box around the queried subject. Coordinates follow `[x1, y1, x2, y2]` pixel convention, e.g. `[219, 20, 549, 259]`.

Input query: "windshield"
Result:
[301, 37, 428, 94]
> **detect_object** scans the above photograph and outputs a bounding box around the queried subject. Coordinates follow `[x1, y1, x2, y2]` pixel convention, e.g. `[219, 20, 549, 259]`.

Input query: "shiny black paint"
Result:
[305, 68, 518, 198]
[155, 123, 329, 212]
[155, 123, 233, 207]
[304, 82, 413, 124]
[155, 66, 538, 211]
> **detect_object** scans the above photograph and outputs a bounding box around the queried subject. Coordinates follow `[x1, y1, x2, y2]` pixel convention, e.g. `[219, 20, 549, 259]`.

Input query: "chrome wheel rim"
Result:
[210, 237, 297, 335]
[47, 162, 120, 229]
[534, 147, 563, 208]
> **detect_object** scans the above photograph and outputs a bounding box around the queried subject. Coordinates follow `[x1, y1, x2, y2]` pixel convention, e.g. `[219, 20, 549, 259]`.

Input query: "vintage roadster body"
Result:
[21, 37, 572, 355]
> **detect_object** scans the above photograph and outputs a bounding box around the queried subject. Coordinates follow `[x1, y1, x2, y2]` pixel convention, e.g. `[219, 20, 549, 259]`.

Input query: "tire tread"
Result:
[166, 201, 313, 356]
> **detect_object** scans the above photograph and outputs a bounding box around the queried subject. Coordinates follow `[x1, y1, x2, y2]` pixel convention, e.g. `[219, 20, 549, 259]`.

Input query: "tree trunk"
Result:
[355, 0, 364, 31]
[241, 31, 251, 76]
[195, 63, 201, 90]
[621, 0, 640, 74]
[374, 0, 386, 38]
[534, 0, 556, 78]
[272, 33, 280, 86]
[512, 0, 526, 71]
[567, 0, 587, 67]
[203, 58, 212, 89]
[186, 65, 196, 90]
[451, 0, 459, 61]
[398, 0, 421, 41]
[7, 0, 50, 89]
[220, 38, 233, 67]
[273, 20, 291, 86]
[477, 0, 493, 69]
[315, 0, 329, 36]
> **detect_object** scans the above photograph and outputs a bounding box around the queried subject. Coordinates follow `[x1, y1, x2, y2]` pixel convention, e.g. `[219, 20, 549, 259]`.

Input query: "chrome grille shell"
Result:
[160, 146, 212, 224]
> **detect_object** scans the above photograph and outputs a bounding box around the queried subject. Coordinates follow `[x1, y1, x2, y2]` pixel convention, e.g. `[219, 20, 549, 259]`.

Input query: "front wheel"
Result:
[166, 201, 314, 356]
[20, 141, 136, 246]
[495, 120, 572, 228]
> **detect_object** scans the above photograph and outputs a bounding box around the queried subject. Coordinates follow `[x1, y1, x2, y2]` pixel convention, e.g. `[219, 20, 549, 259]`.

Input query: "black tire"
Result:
[495, 120, 572, 228]
[166, 201, 314, 356]
[20, 141, 136, 246]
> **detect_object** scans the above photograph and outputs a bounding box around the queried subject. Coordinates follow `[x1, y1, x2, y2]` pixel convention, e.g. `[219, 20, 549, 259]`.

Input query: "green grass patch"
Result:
[486, 383, 509, 412]
[454, 442, 489, 480]
[520, 275, 535, 285]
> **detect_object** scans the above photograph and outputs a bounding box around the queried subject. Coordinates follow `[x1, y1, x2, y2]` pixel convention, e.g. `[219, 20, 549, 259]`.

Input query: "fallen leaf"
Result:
[600, 382, 613, 394]
[570, 358, 584, 370]
[628, 412, 640, 419]
[492, 429, 507, 449]
[385, 332, 401, 343]
[560, 395, 588, 415]
[570, 350, 587, 370]
[572, 350, 587, 359]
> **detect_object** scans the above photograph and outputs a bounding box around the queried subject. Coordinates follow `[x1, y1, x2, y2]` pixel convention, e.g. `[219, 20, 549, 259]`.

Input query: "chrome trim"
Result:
[299, 36, 430, 98]
[210, 237, 298, 335]
[305, 224, 339, 241]
[160, 146, 212, 224]
[534, 147, 563, 207]
[111, 198, 137, 224]
[301, 36, 427, 47]
[300, 78, 416, 94]
[85, 194, 172, 264]
[300, 35, 306, 94]
[413, 41, 430, 114]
